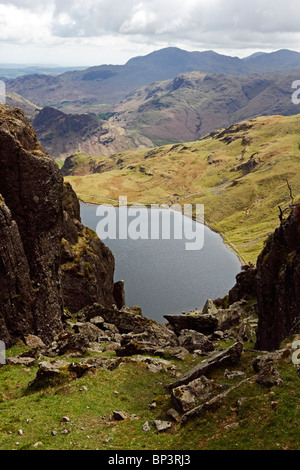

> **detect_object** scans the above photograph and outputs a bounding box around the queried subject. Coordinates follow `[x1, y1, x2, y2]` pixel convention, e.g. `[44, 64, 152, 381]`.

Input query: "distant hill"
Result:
[109, 70, 300, 147]
[27, 68, 300, 159]
[6, 47, 300, 112]
[32, 106, 141, 160]
[64, 114, 300, 263]
[6, 92, 41, 119]
[0, 65, 86, 80]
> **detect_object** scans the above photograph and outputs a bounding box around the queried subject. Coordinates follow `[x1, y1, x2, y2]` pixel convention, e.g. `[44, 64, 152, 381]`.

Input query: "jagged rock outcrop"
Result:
[61, 182, 115, 313]
[0, 198, 34, 344]
[255, 208, 300, 351]
[0, 105, 64, 344]
[0, 105, 116, 345]
[228, 266, 257, 304]
[227, 208, 300, 351]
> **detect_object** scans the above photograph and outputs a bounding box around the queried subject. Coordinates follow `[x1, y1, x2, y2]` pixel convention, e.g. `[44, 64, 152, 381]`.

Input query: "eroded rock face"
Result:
[0, 105, 116, 345]
[228, 208, 300, 351]
[0, 106, 64, 344]
[255, 209, 300, 351]
[0, 199, 34, 344]
[61, 182, 115, 313]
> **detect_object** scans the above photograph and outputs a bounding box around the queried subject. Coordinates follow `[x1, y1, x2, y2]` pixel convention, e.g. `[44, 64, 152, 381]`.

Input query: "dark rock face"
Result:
[0, 105, 116, 345]
[255, 209, 300, 351]
[0, 105, 64, 344]
[61, 182, 115, 313]
[228, 266, 257, 304]
[113, 280, 126, 310]
[0, 198, 34, 344]
[164, 314, 218, 335]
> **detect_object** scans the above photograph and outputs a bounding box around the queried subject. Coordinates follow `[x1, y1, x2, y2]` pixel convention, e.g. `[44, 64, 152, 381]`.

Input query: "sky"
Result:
[0, 0, 300, 66]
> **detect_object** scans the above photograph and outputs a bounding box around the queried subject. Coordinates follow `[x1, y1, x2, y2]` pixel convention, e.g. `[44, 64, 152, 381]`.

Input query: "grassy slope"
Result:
[0, 339, 299, 450]
[65, 114, 300, 263]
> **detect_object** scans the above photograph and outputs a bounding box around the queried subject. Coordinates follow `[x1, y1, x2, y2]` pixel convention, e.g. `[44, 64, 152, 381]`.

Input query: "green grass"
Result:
[0, 342, 299, 450]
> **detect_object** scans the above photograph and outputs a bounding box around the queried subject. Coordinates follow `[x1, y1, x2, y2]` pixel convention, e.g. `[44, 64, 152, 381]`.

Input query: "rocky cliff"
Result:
[61, 182, 115, 313]
[0, 105, 116, 346]
[255, 207, 300, 351]
[229, 206, 300, 351]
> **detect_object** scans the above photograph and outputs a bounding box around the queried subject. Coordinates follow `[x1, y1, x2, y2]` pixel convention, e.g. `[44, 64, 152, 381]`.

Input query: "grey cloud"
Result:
[1, 0, 300, 52]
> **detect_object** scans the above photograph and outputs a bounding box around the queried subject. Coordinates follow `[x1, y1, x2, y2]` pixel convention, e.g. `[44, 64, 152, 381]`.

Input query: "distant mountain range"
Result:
[5, 47, 300, 159]
[6, 47, 300, 112]
[0, 65, 86, 80]
[30, 69, 300, 158]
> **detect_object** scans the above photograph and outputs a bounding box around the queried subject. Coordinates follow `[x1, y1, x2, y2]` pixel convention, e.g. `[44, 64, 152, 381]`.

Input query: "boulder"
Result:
[164, 314, 218, 335]
[80, 303, 153, 334]
[214, 305, 242, 332]
[224, 369, 246, 380]
[181, 378, 250, 424]
[126, 356, 175, 374]
[29, 360, 70, 387]
[152, 420, 172, 433]
[178, 330, 214, 353]
[47, 331, 89, 356]
[73, 322, 101, 343]
[89, 316, 105, 328]
[202, 299, 218, 315]
[6, 357, 36, 367]
[256, 361, 283, 387]
[24, 335, 46, 349]
[160, 347, 190, 361]
[113, 410, 128, 421]
[252, 349, 291, 372]
[171, 376, 216, 413]
[237, 319, 257, 343]
[167, 342, 243, 390]
[116, 321, 178, 357]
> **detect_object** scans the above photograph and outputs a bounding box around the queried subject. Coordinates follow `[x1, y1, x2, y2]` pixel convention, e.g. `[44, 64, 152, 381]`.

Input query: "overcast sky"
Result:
[1, 0, 300, 66]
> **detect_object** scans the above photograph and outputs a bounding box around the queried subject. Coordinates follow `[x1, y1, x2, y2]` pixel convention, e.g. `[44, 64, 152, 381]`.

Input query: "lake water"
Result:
[80, 203, 241, 322]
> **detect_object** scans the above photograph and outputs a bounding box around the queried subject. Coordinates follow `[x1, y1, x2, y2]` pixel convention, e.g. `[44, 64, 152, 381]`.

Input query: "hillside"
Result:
[32, 107, 145, 160]
[6, 48, 300, 114]
[5, 92, 41, 120]
[64, 114, 300, 263]
[110, 71, 300, 147]
[19, 69, 300, 160]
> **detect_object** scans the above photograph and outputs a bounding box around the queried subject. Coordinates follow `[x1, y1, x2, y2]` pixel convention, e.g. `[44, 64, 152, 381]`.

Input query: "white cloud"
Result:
[1, 0, 300, 65]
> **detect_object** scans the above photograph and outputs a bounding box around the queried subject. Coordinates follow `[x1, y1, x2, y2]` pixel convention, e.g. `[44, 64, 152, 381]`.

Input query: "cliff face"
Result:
[255, 208, 300, 351]
[0, 198, 34, 344]
[61, 182, 115, 313]
[0, 105, 115, 345]
[229, 207, 300, 351]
